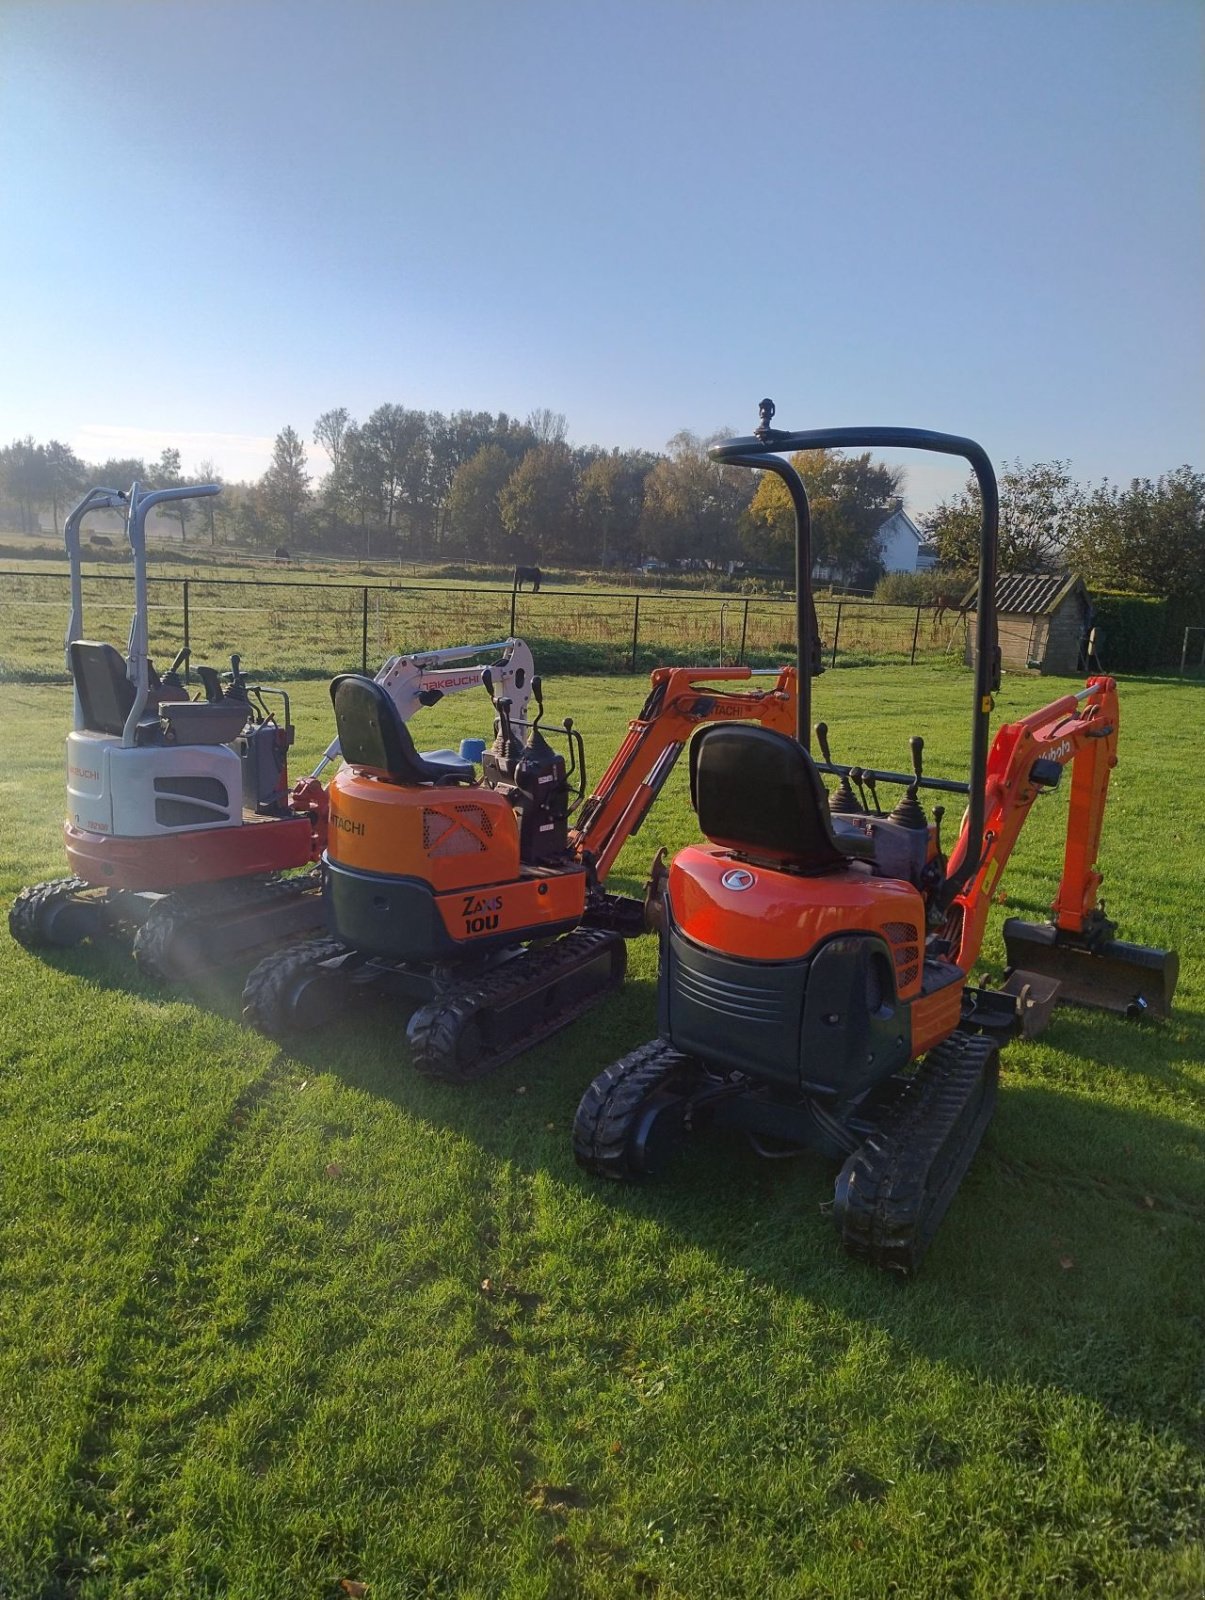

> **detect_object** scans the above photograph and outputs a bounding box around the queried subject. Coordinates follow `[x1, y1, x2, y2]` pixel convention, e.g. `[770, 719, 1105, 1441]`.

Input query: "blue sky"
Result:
[1, 0, 1200, 512]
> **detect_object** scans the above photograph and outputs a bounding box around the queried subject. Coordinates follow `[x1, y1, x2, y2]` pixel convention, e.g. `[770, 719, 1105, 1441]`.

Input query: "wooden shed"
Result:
[962, 573, 1093, 676]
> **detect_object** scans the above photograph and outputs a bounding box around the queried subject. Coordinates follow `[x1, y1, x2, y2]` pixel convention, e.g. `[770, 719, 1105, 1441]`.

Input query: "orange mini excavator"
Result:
[241, 661, 800, 1078]
[572, 401, 1178, 1275]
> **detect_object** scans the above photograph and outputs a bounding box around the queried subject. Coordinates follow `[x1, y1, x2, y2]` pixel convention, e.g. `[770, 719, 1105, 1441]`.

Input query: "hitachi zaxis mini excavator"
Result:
[241, 661, 802, 1080]
[573, 401, 1178, 1275]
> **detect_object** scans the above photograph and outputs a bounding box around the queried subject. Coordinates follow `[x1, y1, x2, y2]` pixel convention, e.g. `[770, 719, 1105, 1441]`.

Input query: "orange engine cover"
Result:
[669, 844, 927, 1001]
[327, 767, 521, 892]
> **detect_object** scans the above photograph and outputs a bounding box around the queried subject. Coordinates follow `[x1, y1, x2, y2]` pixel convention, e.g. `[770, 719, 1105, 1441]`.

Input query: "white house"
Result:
[876, 506, 936, 573]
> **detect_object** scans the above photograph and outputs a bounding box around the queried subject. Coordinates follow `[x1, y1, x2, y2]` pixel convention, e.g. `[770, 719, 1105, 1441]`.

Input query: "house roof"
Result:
[960, 572, 1086, 616]
[876, 507, 924, 544]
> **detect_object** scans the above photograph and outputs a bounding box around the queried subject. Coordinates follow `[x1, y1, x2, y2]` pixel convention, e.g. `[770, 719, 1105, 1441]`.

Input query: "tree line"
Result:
[2, 416, 1200, 612]
[0, 413, 906, 586]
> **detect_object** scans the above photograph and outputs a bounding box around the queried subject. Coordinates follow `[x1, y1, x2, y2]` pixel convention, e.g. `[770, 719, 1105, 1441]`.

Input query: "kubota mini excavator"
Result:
[241, 661, 801, 1079]
[572, 401, 1178, 1275]
[9, 480, 537, 982]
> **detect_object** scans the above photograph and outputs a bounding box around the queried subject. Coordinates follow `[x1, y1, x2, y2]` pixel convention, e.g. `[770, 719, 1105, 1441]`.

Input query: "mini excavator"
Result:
[8, 480, 536, 982]
[572, 401, 1178, 1275]
[241, 661, 801, 1079]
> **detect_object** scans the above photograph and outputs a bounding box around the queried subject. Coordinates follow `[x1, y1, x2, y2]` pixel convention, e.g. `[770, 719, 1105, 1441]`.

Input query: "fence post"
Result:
[830, 601, 843, 669]
[361, 586, 369, 673]
[629, 594, 641, 671]
[182, 578, 190, 681]
[910, 605, 922, 666]
[739, 598, 750, 665]
[510, 575, 518, 636]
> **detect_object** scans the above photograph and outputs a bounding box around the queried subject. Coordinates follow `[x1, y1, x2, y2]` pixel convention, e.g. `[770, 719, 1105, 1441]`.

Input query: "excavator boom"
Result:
[570, 665, 797, 883]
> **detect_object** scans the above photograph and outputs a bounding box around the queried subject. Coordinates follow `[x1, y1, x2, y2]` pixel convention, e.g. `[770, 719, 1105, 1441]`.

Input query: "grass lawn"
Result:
[1, 665, 1202, 1599]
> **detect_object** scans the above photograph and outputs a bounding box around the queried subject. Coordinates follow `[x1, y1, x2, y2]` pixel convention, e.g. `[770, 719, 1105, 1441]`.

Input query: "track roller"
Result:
[242, 936, 353, 1038]
[407, 928, 626, 1083]
[833, 1031, 999, 1276]
[572, 1038, 700, 1179]
[8, 878, 107, 950]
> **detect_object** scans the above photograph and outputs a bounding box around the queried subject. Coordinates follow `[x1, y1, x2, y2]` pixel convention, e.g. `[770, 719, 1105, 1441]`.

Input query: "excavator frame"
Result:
[241, 664, 799, 1078]
[572, 401, 1178, 1274]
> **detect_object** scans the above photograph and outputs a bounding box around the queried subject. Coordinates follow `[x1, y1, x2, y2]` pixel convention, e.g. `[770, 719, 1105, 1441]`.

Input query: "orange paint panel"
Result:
[327, 768, 521, 891]
[910, 980, 965, 1055]
[433, 872, 586, 944]
[669, 845, 927, 997]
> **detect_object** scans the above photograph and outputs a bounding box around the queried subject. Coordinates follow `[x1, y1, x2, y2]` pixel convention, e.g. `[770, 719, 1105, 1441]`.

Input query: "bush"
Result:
[873, 569, 972, 607]
[1088, 592, 1169, 672]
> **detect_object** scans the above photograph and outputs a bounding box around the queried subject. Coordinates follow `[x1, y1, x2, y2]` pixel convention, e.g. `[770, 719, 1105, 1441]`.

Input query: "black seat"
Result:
[70, 641, 139, 736]
[690, 725, 874, 873]
[330, 675, 473, 784]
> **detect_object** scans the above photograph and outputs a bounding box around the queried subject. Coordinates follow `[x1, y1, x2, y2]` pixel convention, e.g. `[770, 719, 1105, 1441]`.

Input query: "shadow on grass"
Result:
[24, 935, 1205, 1455]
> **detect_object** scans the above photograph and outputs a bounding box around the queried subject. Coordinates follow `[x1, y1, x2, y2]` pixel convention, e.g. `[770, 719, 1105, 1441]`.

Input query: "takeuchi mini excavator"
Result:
[8, 479, 538, 982]
[572, 400, 1178, 1275]
[241, 662, 800, 1079]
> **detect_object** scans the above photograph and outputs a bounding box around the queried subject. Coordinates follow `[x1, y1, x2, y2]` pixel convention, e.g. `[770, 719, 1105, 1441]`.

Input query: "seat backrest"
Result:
[689, 724, 853, 874]
[70, 640, 136, 736]
[330, 673, 442, 784]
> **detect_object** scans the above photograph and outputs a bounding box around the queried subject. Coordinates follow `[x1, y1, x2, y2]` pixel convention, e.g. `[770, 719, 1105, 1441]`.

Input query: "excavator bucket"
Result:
[1002, 918, 1179, 1020]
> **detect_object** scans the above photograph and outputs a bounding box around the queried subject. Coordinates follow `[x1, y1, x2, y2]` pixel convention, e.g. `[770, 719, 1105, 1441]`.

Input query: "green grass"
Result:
[0, 555, 961, 685]
[1, 668, 1203, 1598]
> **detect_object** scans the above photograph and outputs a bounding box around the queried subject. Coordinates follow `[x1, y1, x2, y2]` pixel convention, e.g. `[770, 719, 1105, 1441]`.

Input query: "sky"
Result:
[0, 0, 1200, 515]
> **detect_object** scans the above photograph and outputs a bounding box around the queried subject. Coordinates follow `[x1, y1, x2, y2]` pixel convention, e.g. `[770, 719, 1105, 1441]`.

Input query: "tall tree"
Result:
[578, 448, 654, 565]
[499, 442, 578, 560]
[42, 441, 85, 537]
[924, 459, 1080, 573]
[313, 406, 352, 544]
[0, 437, 47, 534]
[358, 404, 430, 547]
[152, 447, 192, 541]
[445, 444, 512, 558]
[195, 457, 223, 545]
[638, 431, 753, 565]
[261, 425, 311, 542]
[744, 448, 904, 584]
[1064, 467, 1205, 602]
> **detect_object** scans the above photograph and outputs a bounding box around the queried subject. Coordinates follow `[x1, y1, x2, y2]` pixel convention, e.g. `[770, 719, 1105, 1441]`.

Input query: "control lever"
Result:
[861, 769, 883, 815]
[162, 647, 189, 691]
[817, 719, 862, 814]
[932, 803, 945, 856]
[910, 735, 924, 785]
[481, 666, 495, 699]
[848, 767, 870, 811]
[196, 665, 222, 702]
[530, 674, 545, 732]
[225, 653, 249, 703]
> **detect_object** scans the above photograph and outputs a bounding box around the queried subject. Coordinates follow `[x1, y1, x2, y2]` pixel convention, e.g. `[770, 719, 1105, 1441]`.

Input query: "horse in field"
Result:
[514, 564, 542, 593]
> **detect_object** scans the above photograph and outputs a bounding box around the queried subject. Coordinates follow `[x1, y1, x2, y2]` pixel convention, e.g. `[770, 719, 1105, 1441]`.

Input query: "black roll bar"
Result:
[708, 404, 1000, 907]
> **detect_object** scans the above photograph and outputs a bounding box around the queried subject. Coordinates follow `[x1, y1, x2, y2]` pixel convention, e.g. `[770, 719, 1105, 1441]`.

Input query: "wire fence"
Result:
[0, 570, 970, 682]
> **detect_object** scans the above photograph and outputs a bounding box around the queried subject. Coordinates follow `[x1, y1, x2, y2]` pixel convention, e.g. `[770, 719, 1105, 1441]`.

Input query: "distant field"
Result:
[1, 666, 1203, 1597]
[0, 552, 963, 683]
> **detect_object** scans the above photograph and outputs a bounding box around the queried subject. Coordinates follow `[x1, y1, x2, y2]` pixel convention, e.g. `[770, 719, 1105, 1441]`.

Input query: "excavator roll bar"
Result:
[709, 402, 1000, 909]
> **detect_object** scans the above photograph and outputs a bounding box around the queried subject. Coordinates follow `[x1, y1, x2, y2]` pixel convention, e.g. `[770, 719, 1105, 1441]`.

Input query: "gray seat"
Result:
[330, 675, 474, 785]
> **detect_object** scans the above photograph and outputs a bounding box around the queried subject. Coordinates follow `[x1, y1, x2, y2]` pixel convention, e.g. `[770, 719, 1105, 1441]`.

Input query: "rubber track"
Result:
[132, 871, 323, 983]
[834, 1030, 999, 1276]
[407, 927, 626, 1083]
[8, 877, 94, 948]
[241, 935, 351, 1037]
[572, 1038, 696, 1179]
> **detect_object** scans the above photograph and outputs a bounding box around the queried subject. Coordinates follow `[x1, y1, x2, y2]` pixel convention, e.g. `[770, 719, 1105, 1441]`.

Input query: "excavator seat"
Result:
[690, 724, 874, 873]
[330, 674, 474, 785]
[70, 641, 151, 738]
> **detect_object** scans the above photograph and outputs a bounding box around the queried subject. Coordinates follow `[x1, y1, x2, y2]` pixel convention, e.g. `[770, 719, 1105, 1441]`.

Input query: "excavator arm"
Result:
[571, 664, 797, 884]
[945, 675, 1119, 971]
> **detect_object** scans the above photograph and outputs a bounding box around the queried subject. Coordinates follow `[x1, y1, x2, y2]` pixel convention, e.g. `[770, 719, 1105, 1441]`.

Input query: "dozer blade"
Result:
[1002, 918, 1179, 1020]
